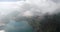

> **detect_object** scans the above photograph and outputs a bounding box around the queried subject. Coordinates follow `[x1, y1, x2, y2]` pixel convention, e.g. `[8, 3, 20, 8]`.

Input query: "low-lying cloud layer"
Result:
[0, 0, 60, 32]
[0, 0, 60, 17]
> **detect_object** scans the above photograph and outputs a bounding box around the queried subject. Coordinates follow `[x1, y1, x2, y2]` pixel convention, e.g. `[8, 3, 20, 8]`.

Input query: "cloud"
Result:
[0, 0, 58, 17]
[17, 0, 59, 16]
[51, 0, 60, 3]
[0, 1, 25, 16]
[0, 0, 60, 32]
[0, 0, 25, 2]
[0, 0, 60, 17]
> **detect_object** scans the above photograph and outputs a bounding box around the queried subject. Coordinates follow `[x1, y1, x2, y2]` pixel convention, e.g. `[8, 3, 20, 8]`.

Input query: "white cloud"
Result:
[0, 1, 25, 15]
[22, 11, 33, 17]
[20, 0, 60, 16]
[0, 0, 60, 17]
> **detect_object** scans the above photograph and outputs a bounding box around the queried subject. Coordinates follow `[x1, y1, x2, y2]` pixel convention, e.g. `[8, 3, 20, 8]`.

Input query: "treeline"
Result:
[28, 13, 60, 32]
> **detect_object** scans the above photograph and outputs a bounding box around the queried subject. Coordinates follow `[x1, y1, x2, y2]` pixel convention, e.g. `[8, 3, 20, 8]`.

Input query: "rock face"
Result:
[4, 20, 33, 32]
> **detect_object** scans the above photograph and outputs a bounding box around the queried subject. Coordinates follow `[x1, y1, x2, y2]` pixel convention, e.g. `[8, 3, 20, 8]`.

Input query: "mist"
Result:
[0, 0, 60, 32]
